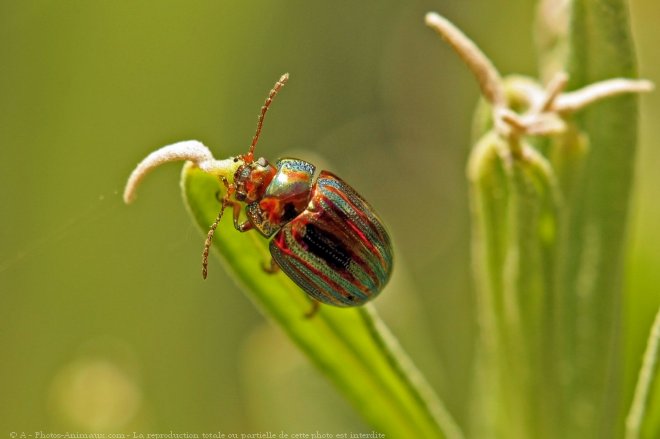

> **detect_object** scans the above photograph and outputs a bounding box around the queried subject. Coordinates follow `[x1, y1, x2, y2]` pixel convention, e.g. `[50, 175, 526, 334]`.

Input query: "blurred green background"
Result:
[1, 0, 658, 435]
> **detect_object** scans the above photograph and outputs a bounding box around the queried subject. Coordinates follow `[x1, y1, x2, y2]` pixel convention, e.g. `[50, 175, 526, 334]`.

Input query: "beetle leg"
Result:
[236, 219, 254, 232]
[304, 300, 320, 319]
[262, 258, 280, 274]
[259, 259, 318, 317]
[224, 199, 254, 232]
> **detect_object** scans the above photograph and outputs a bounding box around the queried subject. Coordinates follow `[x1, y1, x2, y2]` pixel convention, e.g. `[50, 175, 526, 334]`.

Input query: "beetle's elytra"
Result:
[268, 169, 392, 306]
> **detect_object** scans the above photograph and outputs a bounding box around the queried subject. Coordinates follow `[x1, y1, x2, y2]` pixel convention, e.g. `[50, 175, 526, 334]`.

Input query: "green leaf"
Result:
[626, 307, 660, 439]
[548, 0, 641, 436]
[180, 163, 463, 439]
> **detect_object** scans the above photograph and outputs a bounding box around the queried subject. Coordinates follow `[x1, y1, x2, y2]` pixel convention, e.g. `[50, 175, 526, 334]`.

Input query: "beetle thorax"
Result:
[234, 157, 277, 203]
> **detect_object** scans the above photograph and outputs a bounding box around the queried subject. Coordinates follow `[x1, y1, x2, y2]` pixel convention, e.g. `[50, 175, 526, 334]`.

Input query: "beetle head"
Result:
[233, 157, 277, 203]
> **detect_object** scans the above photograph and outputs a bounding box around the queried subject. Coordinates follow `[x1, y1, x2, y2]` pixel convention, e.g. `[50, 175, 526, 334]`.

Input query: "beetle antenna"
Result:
[202, 199, 226, 279]
[202, 200, 226, 279]
[245, 73, 289, 163]
[202, 177, 234, 279]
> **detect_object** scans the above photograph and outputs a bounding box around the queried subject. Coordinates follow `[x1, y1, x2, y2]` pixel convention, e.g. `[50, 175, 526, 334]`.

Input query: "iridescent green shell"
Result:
[269, 169, 393, 306]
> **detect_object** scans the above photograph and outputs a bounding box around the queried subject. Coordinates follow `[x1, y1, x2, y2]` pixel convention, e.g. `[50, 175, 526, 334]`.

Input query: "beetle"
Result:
[125, 74, 392, 312]
[202, 74, 393, 310]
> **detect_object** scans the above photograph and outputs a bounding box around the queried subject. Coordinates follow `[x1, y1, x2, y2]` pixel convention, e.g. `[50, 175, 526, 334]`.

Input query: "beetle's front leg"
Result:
[224, 198, 254, 232]
[202, 177, 252, 279]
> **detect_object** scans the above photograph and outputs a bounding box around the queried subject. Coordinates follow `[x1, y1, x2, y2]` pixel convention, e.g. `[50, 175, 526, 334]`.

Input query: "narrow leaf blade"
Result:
[181, 164, 461, 439]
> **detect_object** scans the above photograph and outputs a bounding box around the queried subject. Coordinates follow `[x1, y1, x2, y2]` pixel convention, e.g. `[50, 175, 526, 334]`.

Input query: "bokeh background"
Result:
[1, 0, 658, 434]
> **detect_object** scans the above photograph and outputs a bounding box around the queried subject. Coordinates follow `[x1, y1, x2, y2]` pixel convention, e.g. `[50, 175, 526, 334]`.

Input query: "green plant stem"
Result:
[468, 132, 560, 438]
[468, 132, 507, 438]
